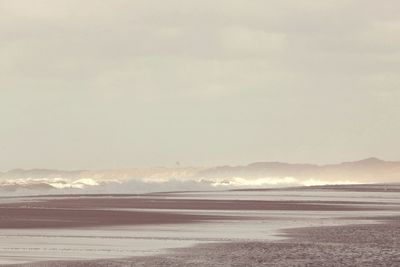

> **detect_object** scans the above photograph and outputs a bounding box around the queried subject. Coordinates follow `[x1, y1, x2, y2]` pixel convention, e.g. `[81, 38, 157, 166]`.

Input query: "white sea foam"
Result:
[0, 175, 363, 196]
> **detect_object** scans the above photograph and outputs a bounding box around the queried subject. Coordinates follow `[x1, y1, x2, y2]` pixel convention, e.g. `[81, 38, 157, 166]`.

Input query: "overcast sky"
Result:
[1, 0, 399, 170]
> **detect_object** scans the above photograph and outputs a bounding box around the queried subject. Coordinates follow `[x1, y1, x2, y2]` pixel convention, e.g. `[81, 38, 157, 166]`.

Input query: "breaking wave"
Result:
[0, 176, 360, 196]
[2, 158, 396, 196]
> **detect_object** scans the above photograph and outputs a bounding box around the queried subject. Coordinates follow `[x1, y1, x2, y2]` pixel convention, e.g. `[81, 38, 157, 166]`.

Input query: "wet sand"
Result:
[2, 198, 380, 211]
[0, 185, 399, 266]
[0, 206, 234, 229]
[0, 197, 382, 229]
[3, 217, 399, 267]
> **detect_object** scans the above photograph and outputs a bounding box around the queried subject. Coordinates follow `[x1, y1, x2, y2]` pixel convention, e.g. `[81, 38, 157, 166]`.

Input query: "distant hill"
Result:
[0, 158, 399, 194]
[196, 157, 400, 183]
[1, 158, 399, 183]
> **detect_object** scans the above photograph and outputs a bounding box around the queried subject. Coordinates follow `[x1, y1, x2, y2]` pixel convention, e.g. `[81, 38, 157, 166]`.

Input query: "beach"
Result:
[0, 184, 399, 266]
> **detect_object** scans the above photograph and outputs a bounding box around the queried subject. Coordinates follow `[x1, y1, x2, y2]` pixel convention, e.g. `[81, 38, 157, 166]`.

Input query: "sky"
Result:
[1, 0, 400, 170]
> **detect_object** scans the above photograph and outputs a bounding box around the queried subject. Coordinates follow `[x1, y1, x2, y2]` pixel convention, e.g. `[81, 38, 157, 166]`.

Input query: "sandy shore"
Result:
[2, 197, 382, 210]
[2, 216, 399, 267]
[0, 205, 237, 228]
[0, 197, 380, 228]
[0, 185, 399, 266]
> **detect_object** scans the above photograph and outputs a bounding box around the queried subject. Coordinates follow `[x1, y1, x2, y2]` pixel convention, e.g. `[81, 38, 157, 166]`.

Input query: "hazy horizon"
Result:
[2, 0, 400, 170]
[0, 156, 397, 173]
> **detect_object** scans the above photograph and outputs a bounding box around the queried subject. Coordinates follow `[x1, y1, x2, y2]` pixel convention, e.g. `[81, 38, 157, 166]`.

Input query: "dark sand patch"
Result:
[0, 197, 381, 229]
[0, 207, 235, 228]
[0, 197, 381, 211]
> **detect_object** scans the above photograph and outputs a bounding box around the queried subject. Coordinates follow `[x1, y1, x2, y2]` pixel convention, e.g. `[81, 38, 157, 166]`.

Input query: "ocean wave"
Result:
[0, 176, 362, 196]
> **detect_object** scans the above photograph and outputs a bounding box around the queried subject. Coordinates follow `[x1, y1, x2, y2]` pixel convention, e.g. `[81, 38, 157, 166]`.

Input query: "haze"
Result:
[1, 0, 400, 170]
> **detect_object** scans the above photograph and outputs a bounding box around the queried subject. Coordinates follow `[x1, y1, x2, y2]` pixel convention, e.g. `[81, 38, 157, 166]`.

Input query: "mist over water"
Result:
[0, 174, 361, 196]
[2, 157, 398, 196]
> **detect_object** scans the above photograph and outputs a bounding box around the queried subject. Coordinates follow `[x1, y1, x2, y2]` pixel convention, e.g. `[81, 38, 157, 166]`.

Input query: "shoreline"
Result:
[2, 216, 398, 267]
[0, 197, 384, 229]
[0, 185, 399, 266]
